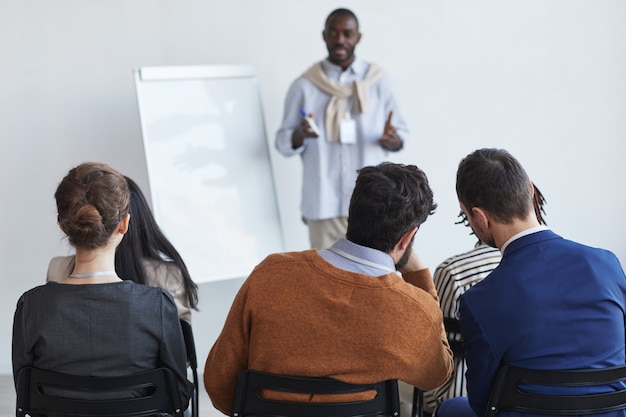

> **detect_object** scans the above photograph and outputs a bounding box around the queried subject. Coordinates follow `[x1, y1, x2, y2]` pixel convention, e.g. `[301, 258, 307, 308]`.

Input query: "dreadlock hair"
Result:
[532, 182, 547, 226]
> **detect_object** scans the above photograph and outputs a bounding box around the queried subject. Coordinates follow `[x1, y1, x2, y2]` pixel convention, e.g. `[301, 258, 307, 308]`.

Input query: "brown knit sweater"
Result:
[204, 250, 453, 414]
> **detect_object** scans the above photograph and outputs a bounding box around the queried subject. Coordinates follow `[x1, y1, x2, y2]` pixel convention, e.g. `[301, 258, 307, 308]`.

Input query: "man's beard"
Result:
[395, 235, 415, 270]
[475, 227, 496, 248]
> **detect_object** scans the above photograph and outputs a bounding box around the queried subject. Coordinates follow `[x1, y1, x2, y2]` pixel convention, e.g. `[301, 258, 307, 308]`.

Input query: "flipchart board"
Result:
[134, 65, 284, 283]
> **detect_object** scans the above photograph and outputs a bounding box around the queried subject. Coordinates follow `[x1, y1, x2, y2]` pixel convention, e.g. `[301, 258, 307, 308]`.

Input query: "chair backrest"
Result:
[16, 366, 184, 417]
[485, 364, 626, 417]
[231, 370, 400, 417]
[443, 317, 464, 358]
[180, 319, 199, 417]
[409, 319, 462, 417]
[411, 387, 423, 417]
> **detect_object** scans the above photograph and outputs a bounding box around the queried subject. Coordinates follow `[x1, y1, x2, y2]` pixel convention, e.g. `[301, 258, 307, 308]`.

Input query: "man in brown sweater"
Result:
[204, 162, 453, 415]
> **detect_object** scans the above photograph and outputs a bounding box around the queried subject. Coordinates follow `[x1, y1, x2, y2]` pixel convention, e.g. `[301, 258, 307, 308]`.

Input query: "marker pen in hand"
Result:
[300, 108, 321, 136]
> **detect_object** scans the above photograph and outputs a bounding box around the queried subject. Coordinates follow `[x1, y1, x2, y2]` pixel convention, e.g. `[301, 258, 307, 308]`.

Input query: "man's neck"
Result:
[495, 218, 542, 250]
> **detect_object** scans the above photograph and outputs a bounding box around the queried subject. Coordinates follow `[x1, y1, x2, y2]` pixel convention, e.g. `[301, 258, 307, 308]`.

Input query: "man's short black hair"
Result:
[325, 8, 359, 28]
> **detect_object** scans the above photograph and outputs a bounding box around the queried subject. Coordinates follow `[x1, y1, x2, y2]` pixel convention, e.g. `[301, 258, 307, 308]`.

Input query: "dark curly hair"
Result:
[346, 162, 437, 253]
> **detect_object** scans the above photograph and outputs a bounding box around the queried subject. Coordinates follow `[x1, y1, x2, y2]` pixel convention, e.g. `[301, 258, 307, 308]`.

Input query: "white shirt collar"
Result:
[501, 225, 549, 254]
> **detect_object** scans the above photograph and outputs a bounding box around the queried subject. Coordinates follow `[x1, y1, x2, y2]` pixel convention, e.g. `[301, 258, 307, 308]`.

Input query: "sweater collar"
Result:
[321, 57, 367, 78]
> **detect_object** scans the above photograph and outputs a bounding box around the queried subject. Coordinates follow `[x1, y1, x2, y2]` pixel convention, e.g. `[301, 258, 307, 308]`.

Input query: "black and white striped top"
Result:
[424, 242, 502, 412]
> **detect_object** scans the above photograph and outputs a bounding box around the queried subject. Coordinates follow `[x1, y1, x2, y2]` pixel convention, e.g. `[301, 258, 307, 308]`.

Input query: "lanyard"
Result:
[327, 247, 402, 277]
[69, 270, 116, 278]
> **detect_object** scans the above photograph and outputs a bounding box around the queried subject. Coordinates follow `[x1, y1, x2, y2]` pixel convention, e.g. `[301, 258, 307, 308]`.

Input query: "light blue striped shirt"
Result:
[318, 238, 397, 276]
[275, 57, 409, 221]
[424, 242, 502, 411]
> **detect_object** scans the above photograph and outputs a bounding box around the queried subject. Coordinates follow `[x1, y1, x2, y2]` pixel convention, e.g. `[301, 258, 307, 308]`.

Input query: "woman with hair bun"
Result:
[47, 175, 198, 321]
[12, 162, 192, 407]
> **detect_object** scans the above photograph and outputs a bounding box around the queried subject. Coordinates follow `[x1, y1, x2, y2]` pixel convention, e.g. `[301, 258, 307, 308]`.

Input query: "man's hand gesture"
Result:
[291, 112, 319, 149]
[378, 111, 403, 151]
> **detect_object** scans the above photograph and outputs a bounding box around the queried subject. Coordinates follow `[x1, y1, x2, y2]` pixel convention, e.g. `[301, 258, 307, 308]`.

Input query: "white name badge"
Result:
[339, 116, 357, 144]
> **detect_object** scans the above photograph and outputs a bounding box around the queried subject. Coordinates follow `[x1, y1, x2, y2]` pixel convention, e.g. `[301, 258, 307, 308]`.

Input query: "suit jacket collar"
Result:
[502, 229, 561, 258]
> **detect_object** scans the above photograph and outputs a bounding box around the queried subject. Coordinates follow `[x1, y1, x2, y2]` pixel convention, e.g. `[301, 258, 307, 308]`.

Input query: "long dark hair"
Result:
[115, 176, 198, 310]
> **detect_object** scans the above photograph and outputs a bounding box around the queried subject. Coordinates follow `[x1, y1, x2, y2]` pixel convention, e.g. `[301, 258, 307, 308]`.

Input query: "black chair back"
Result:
[180, 319, 199, 417]
[411, 387, 423, 417]
[485, 364, 626, 417]
[16, 366, 184, 417]
[443, 317, 464, 358]
[231, 370, 400, 417]
[410, 318, 462, 417]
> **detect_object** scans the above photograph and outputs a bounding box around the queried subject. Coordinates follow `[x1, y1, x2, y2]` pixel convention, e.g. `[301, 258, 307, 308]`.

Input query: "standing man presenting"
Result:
[276, 8, 409, 249]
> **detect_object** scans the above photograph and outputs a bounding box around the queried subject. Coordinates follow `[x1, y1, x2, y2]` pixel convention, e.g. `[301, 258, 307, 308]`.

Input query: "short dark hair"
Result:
[456, 180, 547, 238]
[456, 148, 533, 223]
[325, 8, 359, 29]
[346, 162, 436, 253]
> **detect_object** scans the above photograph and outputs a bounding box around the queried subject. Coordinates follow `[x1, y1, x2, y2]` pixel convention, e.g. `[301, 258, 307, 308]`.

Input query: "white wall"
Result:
[1, 0, 625, 379]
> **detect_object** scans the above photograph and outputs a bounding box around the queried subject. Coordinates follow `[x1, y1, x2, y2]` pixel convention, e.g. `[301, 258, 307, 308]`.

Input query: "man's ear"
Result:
[471, 207, 490, 229]
[398, 226, 418, 250]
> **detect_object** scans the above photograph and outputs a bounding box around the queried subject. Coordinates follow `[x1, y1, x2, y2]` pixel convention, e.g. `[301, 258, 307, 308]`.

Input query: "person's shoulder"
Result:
[389, 272, 448, 319]
[292, 70, 319, 89]
[16, 282, 60, 306]
[436, 244, 501, 271]
[527, 230, 616, 262]
[127, 277, 169, 294]
[364, 62, 396, 91]
[20, 284, 50, 297]
[142, 257, 183, 280]
[126, 278, 177, 305]
[47, 255, 75, 282]
[357, 58, 388, 73]
[360, 59, 386, 71]
[293, 60, 320, 78]
[558, 237, 623, 266]
[49, 255, 75, 267]
[245, 250, 320, 284]
[255, 250, 316, 269]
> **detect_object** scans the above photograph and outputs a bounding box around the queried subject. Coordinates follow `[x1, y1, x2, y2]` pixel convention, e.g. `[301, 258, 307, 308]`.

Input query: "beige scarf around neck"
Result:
[302, 61, 385, 142]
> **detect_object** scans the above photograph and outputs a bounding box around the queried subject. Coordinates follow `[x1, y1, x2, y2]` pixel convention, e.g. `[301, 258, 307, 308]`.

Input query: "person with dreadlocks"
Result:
[420, 183, 547, 415]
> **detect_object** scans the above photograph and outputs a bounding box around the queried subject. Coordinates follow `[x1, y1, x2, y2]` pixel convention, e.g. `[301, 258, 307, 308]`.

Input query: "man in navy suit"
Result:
[436, 148, 626, 417]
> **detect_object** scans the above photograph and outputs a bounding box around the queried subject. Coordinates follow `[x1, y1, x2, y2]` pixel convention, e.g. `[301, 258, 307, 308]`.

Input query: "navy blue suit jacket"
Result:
[460, 229, 626, 417]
